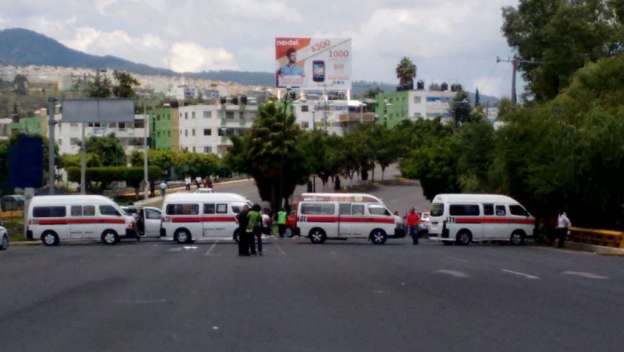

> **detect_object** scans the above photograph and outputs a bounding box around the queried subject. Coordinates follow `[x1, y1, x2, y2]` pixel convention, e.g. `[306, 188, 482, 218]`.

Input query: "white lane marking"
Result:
[212, 326, 220, 331]
[501, 269, 540, 280]
[205, 240, 219, 256]
[434, 269, 470, 278]
[562, 271, 608, 280]
[275, 241, 287, 256]
[169, 247, 183, 252]
[183, 246, 198, 250]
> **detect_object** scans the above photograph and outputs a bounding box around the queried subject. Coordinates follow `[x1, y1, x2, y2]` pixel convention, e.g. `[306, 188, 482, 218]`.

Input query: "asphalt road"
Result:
[1, 238, 623, 352]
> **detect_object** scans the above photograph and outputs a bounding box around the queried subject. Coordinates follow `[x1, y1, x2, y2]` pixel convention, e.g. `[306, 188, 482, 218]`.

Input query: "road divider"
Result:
[569, 227, 624, 248]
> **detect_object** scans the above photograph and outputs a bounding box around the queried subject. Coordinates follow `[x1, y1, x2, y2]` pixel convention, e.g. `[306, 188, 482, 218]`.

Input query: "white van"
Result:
[161, 193, 252, 244]
[26, 195, 134, 246]
[428, 194, 535, 245]
[296, 193, 398, 245]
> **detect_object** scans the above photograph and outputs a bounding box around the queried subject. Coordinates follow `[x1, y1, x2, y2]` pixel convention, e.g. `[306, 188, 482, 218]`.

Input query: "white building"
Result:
[407, 89, 456, 123]
[292, 98, 374, 136]
[177, 102, 259, 157]
[53, 114, 148, 155]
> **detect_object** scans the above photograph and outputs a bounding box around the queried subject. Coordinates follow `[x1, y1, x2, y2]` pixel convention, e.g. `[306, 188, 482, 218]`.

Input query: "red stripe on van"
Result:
[303, 216, 394, 224]
[171, 216, 236, 223]
[453, 217, 535, 225]
[37, 218, 125, 225]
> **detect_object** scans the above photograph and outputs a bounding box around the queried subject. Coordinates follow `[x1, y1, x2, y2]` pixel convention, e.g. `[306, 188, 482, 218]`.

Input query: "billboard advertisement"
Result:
[275, 37, 351, 90]
[62, 99, 135, 123]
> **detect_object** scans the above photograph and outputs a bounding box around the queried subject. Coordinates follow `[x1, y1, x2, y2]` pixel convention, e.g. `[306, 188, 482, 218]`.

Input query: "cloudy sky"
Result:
[0, 0, 520, 97]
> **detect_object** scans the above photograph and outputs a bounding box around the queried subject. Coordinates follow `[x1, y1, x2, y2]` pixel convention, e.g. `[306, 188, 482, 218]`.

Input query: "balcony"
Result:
[337, 112, 376, 123]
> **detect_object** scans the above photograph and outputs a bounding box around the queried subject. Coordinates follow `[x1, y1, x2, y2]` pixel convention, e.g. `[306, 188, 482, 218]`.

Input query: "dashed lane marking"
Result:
[434, 269, 470, 278]
[205, 240, 219, 256]
[501, 269, 540, 280]
[562, 271, 608, 280]
[275, 241, 287, 256]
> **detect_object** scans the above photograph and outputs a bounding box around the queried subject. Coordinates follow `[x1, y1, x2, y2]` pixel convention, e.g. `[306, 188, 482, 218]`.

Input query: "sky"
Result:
[0, 0, 520, 97]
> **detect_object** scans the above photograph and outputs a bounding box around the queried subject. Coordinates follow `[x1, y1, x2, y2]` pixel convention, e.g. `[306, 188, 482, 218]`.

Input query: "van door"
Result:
[69, 205, 97, 239]
[69, 205, 83, 239]
[348, 203, 367, 237]
[490, 204, 509, 240]
[143, 208, 162, 237]
[337, 203, 352, 237]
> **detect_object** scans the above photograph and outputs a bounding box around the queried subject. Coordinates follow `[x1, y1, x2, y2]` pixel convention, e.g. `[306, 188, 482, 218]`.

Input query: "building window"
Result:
[134, 120, 145, 128]
[301, 122, 309, 129]
[203, 111, 211, 118]
[119, 122, 126, 130]
[226, 111, 235, 119]
[192, 129, 196, 136]
[185, 130, 188, 137]
[413, 96, 422, 104]
[70, 123, 79, 127]
[192, 111, 196, 119]
[168, 131, 171, 137]
[185, 112, 188, 119]
[192, 147, 196, 152]
[203, 146, 212, 153]
[70, 138, 80, 146]
[204, 129, 212, 136]
[301, 105, 309, 112]
[218, 128, 224, 136]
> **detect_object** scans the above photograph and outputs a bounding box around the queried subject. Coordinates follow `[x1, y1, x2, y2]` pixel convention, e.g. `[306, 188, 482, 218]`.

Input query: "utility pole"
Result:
[143, 100, 149, 201]
[47, 98, 57, 195]
[497, 56, 519, 105]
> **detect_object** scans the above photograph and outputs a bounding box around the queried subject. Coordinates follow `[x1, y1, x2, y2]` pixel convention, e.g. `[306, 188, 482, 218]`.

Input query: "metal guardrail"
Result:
[0, 210, 23, 219]
[569, 227, 624, 248]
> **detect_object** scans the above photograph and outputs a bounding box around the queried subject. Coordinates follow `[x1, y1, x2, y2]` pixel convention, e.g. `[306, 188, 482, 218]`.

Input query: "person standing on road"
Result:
[159, 180, 167, 197]
[247, 204, 262, 255]
[277, 208, 287, 238]
[555, 210, 572, 248]
[262, 208, 272, 237]
[236, 205, 250, 256]
[406, 208, 421, 245]
[195, 176, 202, 189]
[185, 176, 192, 191]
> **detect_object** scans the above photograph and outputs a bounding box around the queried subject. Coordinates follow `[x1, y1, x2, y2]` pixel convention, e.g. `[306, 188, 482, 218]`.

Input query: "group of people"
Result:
[185, 176, 213, 191]
[234, 206, 290, 256]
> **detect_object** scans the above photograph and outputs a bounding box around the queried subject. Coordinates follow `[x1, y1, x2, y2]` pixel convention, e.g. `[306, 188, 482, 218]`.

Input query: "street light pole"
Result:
[143, 100, 149, 201]
[47, 97, 57, 195]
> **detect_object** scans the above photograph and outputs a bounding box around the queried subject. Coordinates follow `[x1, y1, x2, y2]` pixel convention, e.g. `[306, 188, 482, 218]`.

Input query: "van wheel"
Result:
[174, 229, 192, 244]
[309, 228, 326, 244]
[370, 229, 387, 245]
[0, 234, 9, 250]
[456, 230, 472, 246]
[101, 230, 119, 245]
[510, 230, 526, 246]
[41, 231, 59, 247]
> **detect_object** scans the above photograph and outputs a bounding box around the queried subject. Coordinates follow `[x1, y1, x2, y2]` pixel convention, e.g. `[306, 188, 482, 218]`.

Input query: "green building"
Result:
[10, 116, 46, 136]
[375, 91, 409, 128]
[150, 107, 178, 150]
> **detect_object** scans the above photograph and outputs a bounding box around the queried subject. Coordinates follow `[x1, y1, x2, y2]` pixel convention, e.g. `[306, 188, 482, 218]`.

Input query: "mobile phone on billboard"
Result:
[313, 60, 325, 82]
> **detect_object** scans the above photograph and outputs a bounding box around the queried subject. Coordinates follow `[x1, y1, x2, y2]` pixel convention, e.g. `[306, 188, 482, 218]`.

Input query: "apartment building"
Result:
[291, 98, 374, 136]
[375, 88, 458, 128]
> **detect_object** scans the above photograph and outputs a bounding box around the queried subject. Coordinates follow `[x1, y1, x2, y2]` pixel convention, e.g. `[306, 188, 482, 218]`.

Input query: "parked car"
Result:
[0, 225, 9, 250]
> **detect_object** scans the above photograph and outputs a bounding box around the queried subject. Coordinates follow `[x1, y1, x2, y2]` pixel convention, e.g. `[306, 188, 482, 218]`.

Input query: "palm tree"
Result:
[396, 57, 417, 87]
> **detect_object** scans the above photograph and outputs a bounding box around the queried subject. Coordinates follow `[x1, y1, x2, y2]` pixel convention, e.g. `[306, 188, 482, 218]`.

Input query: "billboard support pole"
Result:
[47, 98, 56, 195]
[80, 122, 86, 194]
[143, 101, 149, 201]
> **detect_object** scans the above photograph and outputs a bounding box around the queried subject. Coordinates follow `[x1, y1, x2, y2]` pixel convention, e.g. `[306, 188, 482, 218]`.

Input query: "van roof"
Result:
[30, 195, 115, 205]
[300, 193, 383, 203]
[164, 192, 249, 203]
[432, 194, 520, 204]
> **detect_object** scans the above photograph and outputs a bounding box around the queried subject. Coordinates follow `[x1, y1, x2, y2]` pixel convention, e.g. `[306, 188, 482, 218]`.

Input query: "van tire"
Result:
[41, 231, 59, 247]
[510, 230, 526, 246]
[370, 229, 387, 245]
[309, 228, 326, 244]
[0, 234, 9, 250]
[456, 230, 472, 246]
[101, 230, 119, 245]
[174, 229, 192, 244]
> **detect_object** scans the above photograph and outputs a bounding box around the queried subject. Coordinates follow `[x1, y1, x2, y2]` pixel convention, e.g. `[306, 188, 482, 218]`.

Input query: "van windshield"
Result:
[431, 203, 444, 217]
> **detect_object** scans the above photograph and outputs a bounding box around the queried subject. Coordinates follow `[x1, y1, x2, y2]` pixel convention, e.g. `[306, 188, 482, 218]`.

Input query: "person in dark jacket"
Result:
[236, 205, 250, 256]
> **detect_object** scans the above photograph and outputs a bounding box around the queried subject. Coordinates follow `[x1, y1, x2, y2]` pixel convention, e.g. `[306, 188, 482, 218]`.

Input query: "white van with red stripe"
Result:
[160, 193, 251, 244]
[296, 193, 398, 245]
[26, 195, 134, 246]
[428, 194, 535, 245]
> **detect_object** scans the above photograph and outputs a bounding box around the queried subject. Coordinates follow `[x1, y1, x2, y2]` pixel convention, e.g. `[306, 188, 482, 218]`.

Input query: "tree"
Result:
[13, 74, 28, 95]
[475, 88, 481, 107]
[449, 89, 472, 126]
[363, 86, 384, 99]
[84, 134, 126, 166]
[226, 101, 310, 211]
[395, 57, 417, 88]
[502, 0, 622, 100]
[87, 71, 112, 98]
[112, 71, 140, 98]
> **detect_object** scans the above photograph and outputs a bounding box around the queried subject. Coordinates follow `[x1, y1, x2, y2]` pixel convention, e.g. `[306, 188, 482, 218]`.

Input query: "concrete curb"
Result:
[565, 241, 624, 256]
[10, 241, 40, 246]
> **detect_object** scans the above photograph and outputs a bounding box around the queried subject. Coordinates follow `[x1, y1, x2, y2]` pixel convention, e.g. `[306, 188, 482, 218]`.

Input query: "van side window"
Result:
[483, 204, 494, 216]
[368, 205, 390, 216]
[509, 205, 529, 217]
[449, 204, 480, 216]
[495, 205, 506, 216]
[71, 206, 82, 216]
[145, 208, 161, 220]
[339, 203, 351, 215]
[216, 204, 228, 214]
[301, 203, 335, 215]
[166, 204, 199, 215]
[100, 205, 121, 216]
[430, 203, 444, 217]
[83, 206, 95, 216]
[352, 204, 365, 215]
[204, 204, 215, 214]
[231, 206, 241, 214]
[33, 206, 66, 218]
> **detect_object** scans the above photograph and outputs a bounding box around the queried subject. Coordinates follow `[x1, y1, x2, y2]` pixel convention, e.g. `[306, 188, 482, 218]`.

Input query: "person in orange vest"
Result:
[406, 208, 421, 245]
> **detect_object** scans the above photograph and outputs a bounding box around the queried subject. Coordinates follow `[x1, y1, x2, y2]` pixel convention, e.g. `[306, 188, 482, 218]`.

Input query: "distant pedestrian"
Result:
[195, 176, 202, 188]
[185, 176, 192, 191]
[206, 177, 213, 189]
[262, 208, 272, 236]
[555, 210, 572, 248]
[406, 208, 421, 245]
[236, 205, 250, 256]
[159, 180, 167, 197]
[247, 204, 262, 255]
[277, 208, 288, 238]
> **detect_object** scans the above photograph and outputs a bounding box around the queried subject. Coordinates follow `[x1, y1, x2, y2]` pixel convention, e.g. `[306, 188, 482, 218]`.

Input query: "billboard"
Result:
[62, 99, 135, 123]
[275, 37, 351, 90]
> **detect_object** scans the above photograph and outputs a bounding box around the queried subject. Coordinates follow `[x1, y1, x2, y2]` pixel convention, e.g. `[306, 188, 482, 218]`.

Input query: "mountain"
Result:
[0, 28, 499, 104]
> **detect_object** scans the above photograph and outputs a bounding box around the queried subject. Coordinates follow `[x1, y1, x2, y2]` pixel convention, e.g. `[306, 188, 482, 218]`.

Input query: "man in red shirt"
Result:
[406, 208, 421, 245]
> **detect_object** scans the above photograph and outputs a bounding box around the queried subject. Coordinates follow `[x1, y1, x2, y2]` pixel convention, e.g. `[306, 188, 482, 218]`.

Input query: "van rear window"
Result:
[430, 203, 444, 217]
[166, 204, 199, 215]
[33, 206, 66, 218]
[449, 204, 480, 216]
[301, 203, 335, 215]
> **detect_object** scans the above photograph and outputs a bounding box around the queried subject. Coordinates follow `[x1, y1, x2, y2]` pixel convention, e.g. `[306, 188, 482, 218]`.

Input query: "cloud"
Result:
[166, 42, 239, 72]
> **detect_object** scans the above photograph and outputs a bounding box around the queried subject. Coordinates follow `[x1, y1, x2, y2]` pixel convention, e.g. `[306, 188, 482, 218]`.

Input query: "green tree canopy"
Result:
[395, 57, 417, 87]
[84, 134, 126, 167]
